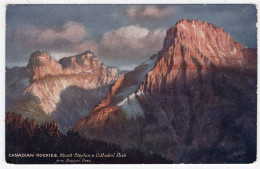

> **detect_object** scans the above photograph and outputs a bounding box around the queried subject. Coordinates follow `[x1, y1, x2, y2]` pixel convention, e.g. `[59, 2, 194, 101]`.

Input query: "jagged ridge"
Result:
[139, 19, 256, 93]
[76, 19, 257, 163]
[6, 50, 121, 133]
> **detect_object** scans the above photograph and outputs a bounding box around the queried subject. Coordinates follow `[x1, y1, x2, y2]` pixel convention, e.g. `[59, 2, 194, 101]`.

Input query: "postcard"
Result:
[4, 3, 257, 165]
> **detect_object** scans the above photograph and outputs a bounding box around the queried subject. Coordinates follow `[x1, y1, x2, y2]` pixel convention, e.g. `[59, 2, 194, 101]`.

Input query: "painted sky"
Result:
[6, 4, 257, 70]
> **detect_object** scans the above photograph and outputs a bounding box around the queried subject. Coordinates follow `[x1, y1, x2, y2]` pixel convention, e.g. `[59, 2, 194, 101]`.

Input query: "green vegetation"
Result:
[6, 97, 52, 124]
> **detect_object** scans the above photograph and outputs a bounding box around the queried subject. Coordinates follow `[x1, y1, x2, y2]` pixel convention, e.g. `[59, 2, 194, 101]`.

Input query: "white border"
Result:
[0, 1, 259, 169]
[1, 0, 260, 4]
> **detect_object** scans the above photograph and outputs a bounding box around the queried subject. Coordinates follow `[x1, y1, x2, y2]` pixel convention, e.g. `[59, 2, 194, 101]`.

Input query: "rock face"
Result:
[25, 51, 119, 114]
[76, 19, 257, 163]
[6, 50, 120, 132]
[139, 19, 255, 94]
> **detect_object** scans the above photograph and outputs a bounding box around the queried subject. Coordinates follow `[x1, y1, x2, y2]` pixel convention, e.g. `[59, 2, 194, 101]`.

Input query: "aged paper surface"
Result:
[1, 0, 260, 168]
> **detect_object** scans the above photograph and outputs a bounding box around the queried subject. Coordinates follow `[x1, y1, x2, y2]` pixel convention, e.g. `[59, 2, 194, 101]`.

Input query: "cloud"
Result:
[99, 25, 166, 63]
[127, 5, 175, 22]
[73, 41, 100, 55]
[13, 21, 89, 54]
[37, 22, 87, 44]
[12, 22, 166, 70]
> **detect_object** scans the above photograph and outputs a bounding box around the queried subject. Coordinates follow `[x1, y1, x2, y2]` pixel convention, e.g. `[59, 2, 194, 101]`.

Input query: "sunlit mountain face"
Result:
[76, 19, 257, 163]
[6, 51, 121, 133]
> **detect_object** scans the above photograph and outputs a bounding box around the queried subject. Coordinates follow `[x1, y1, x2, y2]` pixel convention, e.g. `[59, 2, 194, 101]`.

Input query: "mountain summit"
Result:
[139, 19, 256, 94]
[76, 19, 257, 163]
[6, 50, 120, 133]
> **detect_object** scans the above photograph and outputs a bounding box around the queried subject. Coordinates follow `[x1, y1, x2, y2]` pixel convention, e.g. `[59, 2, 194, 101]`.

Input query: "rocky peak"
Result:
[27, 51, 63, 81]
[139, 19, 256, 93]
[27, 51, 51, 68]
[163, 19, 246, 68]
[26, 50, 113, 82]
[6, 50, 122, 134]
[75, 19, 257, 162]
[107, 67, 119, 76]
[22, 50, 121, 127]
[59, 50, 97, 69]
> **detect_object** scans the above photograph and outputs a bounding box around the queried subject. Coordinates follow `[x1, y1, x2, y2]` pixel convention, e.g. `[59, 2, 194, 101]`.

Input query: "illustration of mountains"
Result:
[6, 50, 121, 133]
[6, 19, 257, 163]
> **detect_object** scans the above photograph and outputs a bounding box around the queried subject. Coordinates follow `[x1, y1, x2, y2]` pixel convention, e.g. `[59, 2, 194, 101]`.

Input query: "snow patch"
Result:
[231, 48, 237, 55]
[43, 79, 58, 108]
[200, 30, 205, 40]
[136, 90, 144, 96]
[117, 98, 127, 107]
[60, 78, 67, 89]
[192, 23, 196, 30]
[214, 57, 220, 62]
[75, 71, 82, 74]
[207, 44, 216, 56]
[114, 56, 157, 119]
[180, 23, 189, 30]
[117, 93, 144, 119]
[115, 55, 157, 102]
[238, 60, 244, 66]
[75, 70, 93, 74]
[53, 78, 59, 88]
[217, 51, 226, 58]
[89, 81, 96, 88]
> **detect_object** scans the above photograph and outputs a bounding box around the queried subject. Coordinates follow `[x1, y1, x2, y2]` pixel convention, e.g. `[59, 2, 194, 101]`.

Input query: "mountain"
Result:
[6, 51, 120, 133]
[76, 19, 257, 163]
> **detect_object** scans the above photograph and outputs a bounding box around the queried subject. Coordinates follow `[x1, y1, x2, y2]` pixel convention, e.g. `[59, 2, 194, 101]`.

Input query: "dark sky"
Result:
[6, 4, 257, 70]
